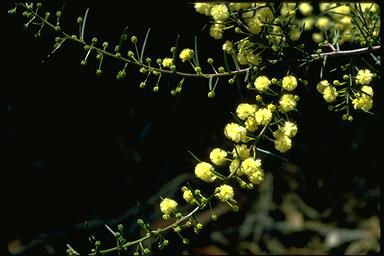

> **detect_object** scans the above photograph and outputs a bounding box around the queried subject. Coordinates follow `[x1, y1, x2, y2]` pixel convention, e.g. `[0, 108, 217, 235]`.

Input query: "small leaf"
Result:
[140, 28, 151, 63]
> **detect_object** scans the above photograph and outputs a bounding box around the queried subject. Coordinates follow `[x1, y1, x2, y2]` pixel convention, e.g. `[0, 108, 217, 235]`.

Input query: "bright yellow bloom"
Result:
[255, 108, 273, 125]
[160, 198, 178, 215]
[352, 85, 374, 111]
[356, 69, 373, 85]
[282, 75, 298, 91]
[240, 157, 262, 176]
[229, 159, 240, 174]
[215, 184, 234, 202]
[254, 76, 271, 92]
[274, 135, 292, 152]
[179, 48, 194, 62]
[232, 144, 250, 160]
[210, 4, 230, 21]
[317, 80, 330, 93]
[298, 3, 313, 16]
[194, 3, 212, 16]
[281, 121, 298, 138]
[245, 117, 258, 132]
[279, 94, 298, 113]
[224, 123, 247, 143]
[222, 40, 233, 54]
[316, 16, 331, 30]
[312, 32, 324, 43]
[195, 162, 216, 182]
[246, 53, 262, 65]
[323, 86, 338, 102]
[209, 23, 224, 39]
[210, 148, 228, 166]
[236, 103, 257, 120]
[246, 16, 261, 34]
[162, 58, 173, 68]
[249, 170, 264, 184]
[182, 189, 195, 204]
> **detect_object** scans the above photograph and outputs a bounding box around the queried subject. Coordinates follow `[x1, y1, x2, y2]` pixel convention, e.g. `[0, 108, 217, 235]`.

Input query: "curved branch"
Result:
[311, 45, 381, 59]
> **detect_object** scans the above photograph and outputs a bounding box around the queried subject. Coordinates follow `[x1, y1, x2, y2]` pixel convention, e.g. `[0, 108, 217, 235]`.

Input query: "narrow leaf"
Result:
[140, 28, 151, 63]
[80, 8, 89, 40]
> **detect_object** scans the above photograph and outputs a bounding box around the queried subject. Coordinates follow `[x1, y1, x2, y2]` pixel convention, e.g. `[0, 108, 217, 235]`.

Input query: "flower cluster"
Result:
[317, 68, 375, 118]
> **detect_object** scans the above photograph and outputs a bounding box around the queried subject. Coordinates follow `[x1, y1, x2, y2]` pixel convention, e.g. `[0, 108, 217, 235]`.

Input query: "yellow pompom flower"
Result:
[298, 3, 313, 16]
[194, 3, 212, 16]
[236, 103, 257, 120]
[249, 170, 264, 184]
[160, 198, 178, 215]
[316, 16, 331, 30]
[246, 16, 261, 34]
[229, 159, 240, 174]
[182, 189, 196, 204]
[317, 80, 330, 93]
[323, 86, 338, 102]
[246, 53, 262, 66]
[195, 162, 216, 182]
[254, 76, 271, 92]
[210, 148, 228, 166]
[179, 49, 194, 62]
[162, 58, 173, 68]
[255, 108, 273, 125]
[240, 157, 262, 176]
[222, 40, 233, 54]
[274, 135, 292, 153]
[282, 75, 298, 91]
[215, 184, 234, 202]
[224, 123, 248, 143]
[356, 69, 373, 85]
[352, 85, 374, 111]
[210, 4, 230, 21]
[232, 144, 251, 160]
[245, 117, 258, 132]
[282, 121, 298, 138]
[279, 94, 298, 113]
[209, 23, 224, 39]
[312, 32, 324, 43]
[237, 52, 247, 65]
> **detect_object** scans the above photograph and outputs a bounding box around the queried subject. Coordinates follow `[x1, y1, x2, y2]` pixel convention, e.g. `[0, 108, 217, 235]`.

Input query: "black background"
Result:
[1, 1, 382, 255]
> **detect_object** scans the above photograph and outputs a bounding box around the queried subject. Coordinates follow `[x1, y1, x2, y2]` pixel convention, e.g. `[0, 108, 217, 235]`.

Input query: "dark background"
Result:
[1, 1, 382, 255]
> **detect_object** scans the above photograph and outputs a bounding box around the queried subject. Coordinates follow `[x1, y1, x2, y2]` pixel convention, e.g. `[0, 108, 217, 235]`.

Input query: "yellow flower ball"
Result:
[282, 121, 298, 138]
[179, 48, 194, 62]
[282, 75, 298, 91]
[232, 144, 251, 160]
[316, 80, 330, 93]
[210, 4, 230, 21]
[209, 23, 224, 39]
[240, 157, 262, 176]
[279, 94, 298, 113]
[274, 135, 292, 153]
[194, 3, 213, 16]
[254, 76, 271, 92]
[160, 198, 178, 215]
[215, 184, 234, 202]
[182, 189, 195, 204]
[255, 108, 273, 125]
[224, 123, 248, 143]
[195, 162, 216, 182]
[236, 103, 257, 120]
[356, 69, 373, 85]
[210, 148, 228, 166]
[323, 86, 338, 102]
[162, 58, 173, 68]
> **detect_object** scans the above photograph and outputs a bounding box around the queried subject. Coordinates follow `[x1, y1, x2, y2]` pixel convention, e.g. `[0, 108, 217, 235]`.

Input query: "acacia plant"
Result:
[8, 1, 381, 255]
